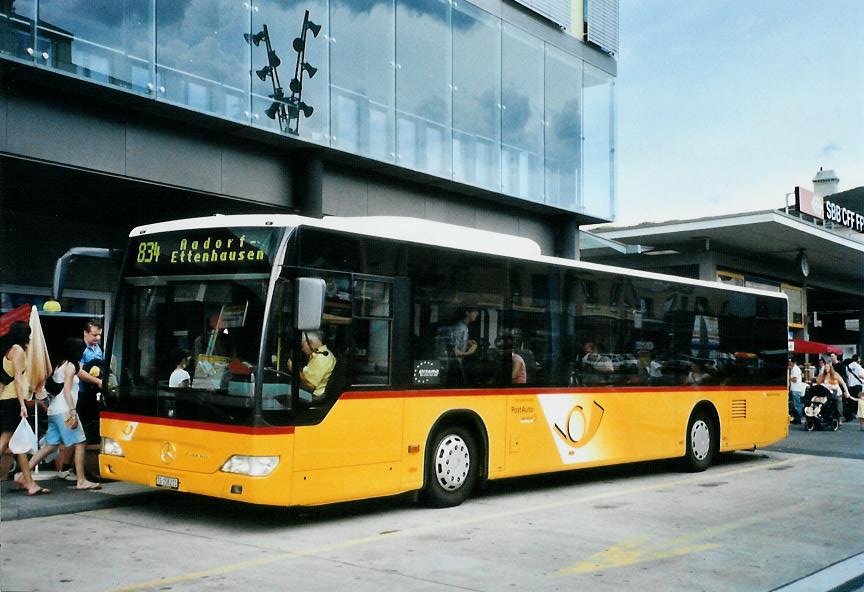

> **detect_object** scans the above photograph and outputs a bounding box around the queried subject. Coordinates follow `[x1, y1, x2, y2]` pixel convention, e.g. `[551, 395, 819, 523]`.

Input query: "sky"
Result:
[613, 0, 864, 226]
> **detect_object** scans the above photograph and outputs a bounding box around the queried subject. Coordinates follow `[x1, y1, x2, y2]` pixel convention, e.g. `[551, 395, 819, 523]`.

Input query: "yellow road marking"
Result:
[559, 501, 810, 574]
[110, 455, 814, 592]
[561, 536, 719, 574]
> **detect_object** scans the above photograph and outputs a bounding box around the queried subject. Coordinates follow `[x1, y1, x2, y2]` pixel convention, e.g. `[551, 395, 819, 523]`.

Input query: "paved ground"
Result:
[2, 418, 858, 524]
[1, 424, 862, 591]
[2, 450, 863, 592]
[767, 417, 864, 460]
[0, 473, 156, 521]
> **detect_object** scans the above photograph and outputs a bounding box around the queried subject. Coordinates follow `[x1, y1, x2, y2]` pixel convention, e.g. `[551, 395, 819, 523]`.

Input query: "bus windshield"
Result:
[109, 275, 269, 425]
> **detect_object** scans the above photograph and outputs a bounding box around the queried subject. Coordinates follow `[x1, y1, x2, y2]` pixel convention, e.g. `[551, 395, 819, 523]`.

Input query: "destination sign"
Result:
[125, 227, 283, 276]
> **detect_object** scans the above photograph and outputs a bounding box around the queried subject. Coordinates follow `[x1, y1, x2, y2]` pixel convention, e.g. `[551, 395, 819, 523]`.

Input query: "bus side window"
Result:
[407, 247, 505, 389]
[351, 279, 392, 386]
[507, 262, 561, 387]
[316, 274, 351, 397]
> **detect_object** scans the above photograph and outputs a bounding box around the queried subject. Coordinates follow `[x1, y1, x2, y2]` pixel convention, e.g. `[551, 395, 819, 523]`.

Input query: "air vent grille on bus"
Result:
[731, 400, 747, 419]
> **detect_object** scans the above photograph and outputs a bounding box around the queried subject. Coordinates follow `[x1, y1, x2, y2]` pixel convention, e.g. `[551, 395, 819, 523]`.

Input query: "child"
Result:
[169, 349, 191, 388]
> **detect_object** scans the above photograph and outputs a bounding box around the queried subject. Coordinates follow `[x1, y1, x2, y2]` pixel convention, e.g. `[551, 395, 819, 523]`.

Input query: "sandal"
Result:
[25, 487, 51, 496]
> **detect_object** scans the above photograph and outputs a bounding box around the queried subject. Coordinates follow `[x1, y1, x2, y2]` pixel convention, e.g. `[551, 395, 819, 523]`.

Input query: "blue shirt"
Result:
[81, 343, 103, 366]
[79, 343, 104, 393]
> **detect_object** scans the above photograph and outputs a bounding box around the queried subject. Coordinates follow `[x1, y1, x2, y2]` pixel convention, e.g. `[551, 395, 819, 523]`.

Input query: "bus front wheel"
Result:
[423, 426, 478, 507]
[684, 411, 715, 472]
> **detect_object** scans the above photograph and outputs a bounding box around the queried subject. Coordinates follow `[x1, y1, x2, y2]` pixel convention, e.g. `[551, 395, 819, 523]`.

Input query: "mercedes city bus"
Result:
[99, 215, 789, 507]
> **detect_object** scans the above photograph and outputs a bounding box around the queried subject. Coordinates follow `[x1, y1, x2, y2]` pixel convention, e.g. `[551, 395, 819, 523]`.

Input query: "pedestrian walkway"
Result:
[770, 552, 864, 592]
[0, 473, 157, 521]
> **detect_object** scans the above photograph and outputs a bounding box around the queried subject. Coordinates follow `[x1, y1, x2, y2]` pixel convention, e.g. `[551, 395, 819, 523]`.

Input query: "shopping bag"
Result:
[9, 418, 37, 454]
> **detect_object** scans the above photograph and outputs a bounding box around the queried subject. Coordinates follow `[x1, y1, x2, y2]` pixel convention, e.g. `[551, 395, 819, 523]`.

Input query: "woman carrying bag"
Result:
[18, 338, 101, 490]
[1, 321, 47, 495]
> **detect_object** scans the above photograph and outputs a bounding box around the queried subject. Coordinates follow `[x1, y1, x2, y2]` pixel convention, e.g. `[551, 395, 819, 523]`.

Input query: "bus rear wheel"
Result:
[684, 411, 715, 472]
[423, 426, 477, 507]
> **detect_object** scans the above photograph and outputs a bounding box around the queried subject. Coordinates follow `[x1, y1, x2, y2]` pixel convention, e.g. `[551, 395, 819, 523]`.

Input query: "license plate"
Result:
[155, 475, 179, 490]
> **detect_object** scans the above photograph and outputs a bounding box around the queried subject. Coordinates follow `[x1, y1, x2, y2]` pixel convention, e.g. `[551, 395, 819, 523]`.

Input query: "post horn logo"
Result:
[160, 441, 177, 464]
[553, 401, 605, 448]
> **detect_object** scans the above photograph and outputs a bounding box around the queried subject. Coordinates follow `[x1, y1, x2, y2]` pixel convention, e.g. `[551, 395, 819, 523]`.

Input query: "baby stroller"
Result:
[802, 384, 840, 431]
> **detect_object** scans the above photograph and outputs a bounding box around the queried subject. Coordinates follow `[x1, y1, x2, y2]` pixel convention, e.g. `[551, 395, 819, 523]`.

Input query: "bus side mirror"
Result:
[296, 277, 325, 331]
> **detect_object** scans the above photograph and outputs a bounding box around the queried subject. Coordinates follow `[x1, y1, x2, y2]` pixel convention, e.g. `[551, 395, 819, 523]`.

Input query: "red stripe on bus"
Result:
[341, 385, 786, 400]
[100, 412, 295, 435]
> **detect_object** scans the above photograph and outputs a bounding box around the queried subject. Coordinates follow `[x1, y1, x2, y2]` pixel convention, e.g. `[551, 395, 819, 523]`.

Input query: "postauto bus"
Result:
[99, 215, 789, 507]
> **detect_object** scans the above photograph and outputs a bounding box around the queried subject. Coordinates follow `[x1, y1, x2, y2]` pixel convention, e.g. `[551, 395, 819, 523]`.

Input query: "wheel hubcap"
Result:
[434, 434, 470, 491]
[691, 420, 711, 461]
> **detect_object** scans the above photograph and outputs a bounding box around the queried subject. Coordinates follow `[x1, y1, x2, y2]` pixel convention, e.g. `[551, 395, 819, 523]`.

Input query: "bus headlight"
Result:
[101, 437, 125, 457]
[220, 455, 280, 477]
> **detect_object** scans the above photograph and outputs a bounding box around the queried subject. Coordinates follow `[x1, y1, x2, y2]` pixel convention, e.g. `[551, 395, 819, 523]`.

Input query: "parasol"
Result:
[0, 303, 31, 336]
[789, 339, 843, 355]
[27, 305, 52, 395]
[27, 306, 52, 476]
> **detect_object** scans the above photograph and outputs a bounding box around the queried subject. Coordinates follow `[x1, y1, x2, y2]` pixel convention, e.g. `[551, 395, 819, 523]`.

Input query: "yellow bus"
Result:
[99, 215, 789, 507]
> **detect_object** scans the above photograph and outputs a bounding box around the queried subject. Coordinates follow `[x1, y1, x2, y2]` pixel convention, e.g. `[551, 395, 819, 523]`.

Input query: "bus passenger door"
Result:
[291, 274, 406, 504]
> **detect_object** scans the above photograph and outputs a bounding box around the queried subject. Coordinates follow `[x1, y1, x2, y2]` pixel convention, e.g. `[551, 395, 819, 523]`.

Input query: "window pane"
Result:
[395, 0, 451, 177]
[354, 280, 391, 318]
[502, 24, 543, 202]
[330, 0, 395, 161]
[583, 63, 615, 219]
[262, 279, 293, 424]
[253, 0, 329, 142]
[37, 0, 152, 94]
[305, 272, 351, 398]
[0, 0, 35, 61]
[352, 279, 392, 385]
[156, 1, 250, 122]
[781, 284, 804, 326]
[408, 247, 504, 388]
[567, 270, 639, 387]
[507, 262, 560, 386]
[353, 318, 391, 385]
[452, 2, 500, 191]
[112, 278, 268, 425]
[544, 45, 581, 211]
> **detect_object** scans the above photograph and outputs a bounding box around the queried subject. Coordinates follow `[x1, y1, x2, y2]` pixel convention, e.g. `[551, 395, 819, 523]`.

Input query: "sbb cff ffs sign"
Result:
[824, 200, 864, 233]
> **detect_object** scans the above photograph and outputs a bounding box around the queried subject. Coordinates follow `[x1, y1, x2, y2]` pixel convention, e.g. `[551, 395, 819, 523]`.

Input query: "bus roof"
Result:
[131, 214, 543, 259]
[129, 214, 786, 301]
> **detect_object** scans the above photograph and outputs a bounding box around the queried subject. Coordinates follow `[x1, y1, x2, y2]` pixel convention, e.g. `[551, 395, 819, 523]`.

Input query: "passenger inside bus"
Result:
[493, 334, 527, 385]
[448, 307, 480, 360]
[430, 306, 480, 386]
[684, 361, 710, 386]
[168, 348, 191, 388]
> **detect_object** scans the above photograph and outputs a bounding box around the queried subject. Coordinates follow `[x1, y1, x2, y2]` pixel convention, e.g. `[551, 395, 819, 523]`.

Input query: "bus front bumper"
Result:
[99, 454, 292, 506]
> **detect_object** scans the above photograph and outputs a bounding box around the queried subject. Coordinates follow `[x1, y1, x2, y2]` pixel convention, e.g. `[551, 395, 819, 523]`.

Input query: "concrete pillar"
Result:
[555, 215, 579, 260]
[293, 152, 324, 218]
[697, 253, 716, 282]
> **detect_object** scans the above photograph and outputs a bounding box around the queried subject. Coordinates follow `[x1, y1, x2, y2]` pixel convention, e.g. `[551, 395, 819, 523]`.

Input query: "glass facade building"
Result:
[0, 0, 616, 220]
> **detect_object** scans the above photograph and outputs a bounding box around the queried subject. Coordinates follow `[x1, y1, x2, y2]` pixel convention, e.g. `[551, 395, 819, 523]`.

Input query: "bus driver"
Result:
[288, 331, 336, 401]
